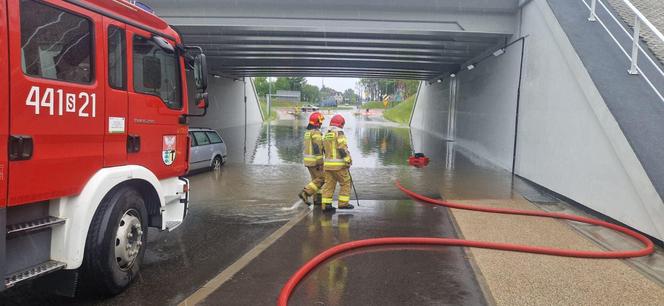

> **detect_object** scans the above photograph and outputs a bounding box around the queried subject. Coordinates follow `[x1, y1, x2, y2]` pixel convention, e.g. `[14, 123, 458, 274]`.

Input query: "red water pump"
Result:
[408, 153, 429, 167]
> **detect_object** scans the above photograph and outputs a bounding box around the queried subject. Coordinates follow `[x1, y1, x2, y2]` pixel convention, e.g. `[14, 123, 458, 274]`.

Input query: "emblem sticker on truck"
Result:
[163, 135, 177, 166]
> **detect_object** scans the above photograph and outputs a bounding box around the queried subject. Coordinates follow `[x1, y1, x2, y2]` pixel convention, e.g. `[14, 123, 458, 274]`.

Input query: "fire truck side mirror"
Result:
[193, 54, 208, 92]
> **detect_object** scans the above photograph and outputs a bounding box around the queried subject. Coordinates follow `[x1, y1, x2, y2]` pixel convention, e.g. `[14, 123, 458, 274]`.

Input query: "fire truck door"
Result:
[126, 25, 188, 179]
[7, 0, 105, 205]
[103, 18, 128, 166]
[1, 0, 8, 207]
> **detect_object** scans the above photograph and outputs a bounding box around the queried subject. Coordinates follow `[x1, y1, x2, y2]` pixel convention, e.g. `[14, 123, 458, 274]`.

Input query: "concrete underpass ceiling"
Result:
[146, 0, 519, 80]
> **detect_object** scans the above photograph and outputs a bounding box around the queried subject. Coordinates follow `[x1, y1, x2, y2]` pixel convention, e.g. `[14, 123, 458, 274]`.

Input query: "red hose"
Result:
[277, 181, 654, 306]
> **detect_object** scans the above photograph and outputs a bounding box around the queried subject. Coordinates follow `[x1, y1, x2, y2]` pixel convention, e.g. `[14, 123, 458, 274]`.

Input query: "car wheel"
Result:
[211, 156, 223, 170]
[80, 186, 148, 296]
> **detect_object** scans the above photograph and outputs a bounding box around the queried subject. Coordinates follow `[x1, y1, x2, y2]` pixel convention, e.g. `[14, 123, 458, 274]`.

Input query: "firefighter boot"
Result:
[298, 191, 312, 206]
[322, 205, 336, 213]
[338, 203, 355, 209]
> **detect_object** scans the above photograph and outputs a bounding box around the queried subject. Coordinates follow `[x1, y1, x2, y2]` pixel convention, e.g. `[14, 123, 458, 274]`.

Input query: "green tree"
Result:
[287, 77, 306, 91]
[319, 86, 338, 99]
[343, 88, 358, 104]
[301, 84, 321, 103]
[402, 79, 420, 97]
[359, 78, 420, 101]
[254, 77, 270, 97]
[274, 77, 291, 91]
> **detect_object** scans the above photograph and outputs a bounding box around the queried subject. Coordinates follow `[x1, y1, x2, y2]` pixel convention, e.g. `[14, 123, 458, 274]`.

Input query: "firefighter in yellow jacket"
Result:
[320, 114, 354, 212]
[298, 112, 326, 206]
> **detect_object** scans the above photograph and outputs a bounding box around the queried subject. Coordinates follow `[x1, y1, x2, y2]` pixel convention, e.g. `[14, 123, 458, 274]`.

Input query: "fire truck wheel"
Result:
[82, 186, 148, 296]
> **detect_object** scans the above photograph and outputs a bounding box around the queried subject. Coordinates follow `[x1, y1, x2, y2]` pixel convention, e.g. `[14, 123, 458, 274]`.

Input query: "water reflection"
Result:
[300, 211, 352, 303]
[355, 126, 412, 167]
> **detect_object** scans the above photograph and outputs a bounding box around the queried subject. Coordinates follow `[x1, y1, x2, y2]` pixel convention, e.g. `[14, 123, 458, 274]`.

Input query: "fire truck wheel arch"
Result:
[49, 165, 169, 269]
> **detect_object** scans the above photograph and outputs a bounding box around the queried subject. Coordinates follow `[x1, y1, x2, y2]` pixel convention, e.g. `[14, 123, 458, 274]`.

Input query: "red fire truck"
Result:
[0, 0, 209, 296]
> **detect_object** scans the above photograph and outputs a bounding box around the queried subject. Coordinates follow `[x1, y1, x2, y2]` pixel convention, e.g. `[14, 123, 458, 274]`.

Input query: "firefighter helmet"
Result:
[309, 112, 324, 127]
[330, 114, 345, 128]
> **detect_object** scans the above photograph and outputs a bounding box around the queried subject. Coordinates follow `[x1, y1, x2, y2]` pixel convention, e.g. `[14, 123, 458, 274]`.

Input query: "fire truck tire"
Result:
[81, 186, 149, 296]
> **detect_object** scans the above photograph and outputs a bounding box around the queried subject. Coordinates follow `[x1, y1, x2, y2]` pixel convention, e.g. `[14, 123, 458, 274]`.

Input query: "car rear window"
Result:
[206, 132, 223, 144]
[189, 133, 197, 147]
[193, 131, 210, 146]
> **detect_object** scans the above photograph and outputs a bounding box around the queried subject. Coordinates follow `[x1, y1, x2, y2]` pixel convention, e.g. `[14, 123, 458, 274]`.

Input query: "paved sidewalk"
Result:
[450, 196, 664, 305]
[607, 0, 664, 63]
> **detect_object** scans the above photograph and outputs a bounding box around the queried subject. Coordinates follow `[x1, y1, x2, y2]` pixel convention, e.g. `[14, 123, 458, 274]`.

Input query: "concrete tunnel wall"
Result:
[411, 0, 664, 240]
[410, 79, 451, 140]
[411, 33, 521, 170]
[187, 76, 263, 130]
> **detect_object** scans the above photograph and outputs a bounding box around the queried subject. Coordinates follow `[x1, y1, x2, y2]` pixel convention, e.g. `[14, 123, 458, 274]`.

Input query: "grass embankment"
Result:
[259, 98, 278, 121]
[269, 99, 306, 108]
[361, 101, 387, 109]
[383, 95, 416, 124]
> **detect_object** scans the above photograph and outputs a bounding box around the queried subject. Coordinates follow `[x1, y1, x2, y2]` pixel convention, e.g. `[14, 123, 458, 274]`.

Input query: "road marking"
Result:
[178, 203, 311, 306]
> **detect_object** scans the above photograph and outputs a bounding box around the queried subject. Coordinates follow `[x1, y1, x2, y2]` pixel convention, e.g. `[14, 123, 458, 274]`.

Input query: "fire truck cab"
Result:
[0, 0, 208, 295]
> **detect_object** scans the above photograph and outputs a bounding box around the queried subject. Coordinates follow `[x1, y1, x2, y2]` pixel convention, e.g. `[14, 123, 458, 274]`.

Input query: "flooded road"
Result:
[3, 110, 527, 305]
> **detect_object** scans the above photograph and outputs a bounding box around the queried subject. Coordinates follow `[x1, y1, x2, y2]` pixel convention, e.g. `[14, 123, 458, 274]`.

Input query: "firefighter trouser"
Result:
[321, 168, 351, 208]
[304, 166, 325, 197]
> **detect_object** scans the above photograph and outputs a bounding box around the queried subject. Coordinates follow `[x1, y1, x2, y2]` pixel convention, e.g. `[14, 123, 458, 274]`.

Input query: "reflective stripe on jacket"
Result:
[323, 129, 351, 171]
[303, 130, 324, 166]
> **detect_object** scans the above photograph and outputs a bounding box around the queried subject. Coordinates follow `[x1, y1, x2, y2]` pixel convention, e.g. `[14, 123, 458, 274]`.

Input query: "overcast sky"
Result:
[307, 77, 359, 92]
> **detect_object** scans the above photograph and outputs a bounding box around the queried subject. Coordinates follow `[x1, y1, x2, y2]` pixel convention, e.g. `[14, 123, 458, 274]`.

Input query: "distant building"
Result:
[320, 93, 343, 107]
[320, 97, 337, 107]
[273, 90, 301, 102]
[334, 93, 343, 104]
[320, 92, 344, 107]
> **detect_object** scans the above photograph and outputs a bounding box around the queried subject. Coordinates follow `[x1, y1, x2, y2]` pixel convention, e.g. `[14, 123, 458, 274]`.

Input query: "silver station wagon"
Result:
[189, 128, 228, 171]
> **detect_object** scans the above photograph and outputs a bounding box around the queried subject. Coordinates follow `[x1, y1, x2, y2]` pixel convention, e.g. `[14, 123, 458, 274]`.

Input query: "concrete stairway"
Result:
[548, 0, 664, 215]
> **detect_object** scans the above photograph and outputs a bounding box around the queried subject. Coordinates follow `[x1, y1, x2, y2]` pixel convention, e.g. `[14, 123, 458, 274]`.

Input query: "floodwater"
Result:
[3, 109, 532, 305]
[219, 110, 519, 201]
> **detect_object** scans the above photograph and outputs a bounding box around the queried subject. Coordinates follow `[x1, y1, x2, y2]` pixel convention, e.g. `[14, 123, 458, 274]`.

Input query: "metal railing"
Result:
[587, 0, 664, 75]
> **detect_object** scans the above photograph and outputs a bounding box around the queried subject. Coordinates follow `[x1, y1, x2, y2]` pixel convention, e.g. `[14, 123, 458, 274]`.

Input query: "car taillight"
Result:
[183, 183, 189, 193]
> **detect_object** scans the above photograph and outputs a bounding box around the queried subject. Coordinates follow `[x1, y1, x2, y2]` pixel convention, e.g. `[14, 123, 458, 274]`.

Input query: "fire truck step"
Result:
[166, 220, 183, 231]
[5, 260, 66, 288]
[6, 216, 66, 236]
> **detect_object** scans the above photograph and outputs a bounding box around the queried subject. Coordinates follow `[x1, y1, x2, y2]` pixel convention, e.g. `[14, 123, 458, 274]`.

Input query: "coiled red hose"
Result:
[277, 181, 654, 306]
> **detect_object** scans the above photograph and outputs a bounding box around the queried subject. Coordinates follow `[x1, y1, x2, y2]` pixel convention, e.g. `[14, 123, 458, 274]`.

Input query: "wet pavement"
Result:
[201, 200, 487, 306]
[6, 109, 649, 305]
